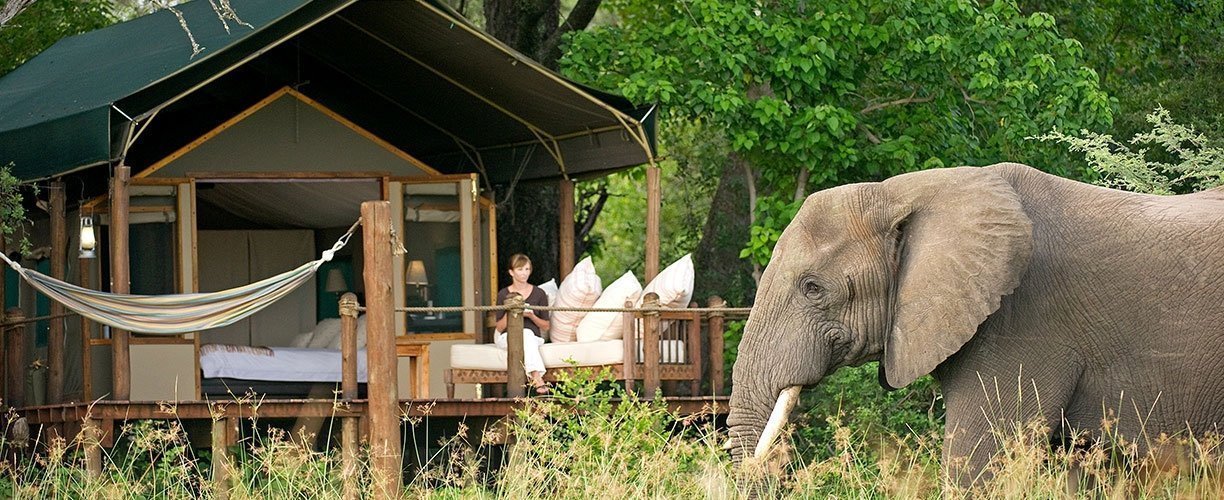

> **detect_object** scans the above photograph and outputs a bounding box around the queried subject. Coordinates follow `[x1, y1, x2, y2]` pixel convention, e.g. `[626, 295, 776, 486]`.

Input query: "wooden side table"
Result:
[395, 340, 430, 398]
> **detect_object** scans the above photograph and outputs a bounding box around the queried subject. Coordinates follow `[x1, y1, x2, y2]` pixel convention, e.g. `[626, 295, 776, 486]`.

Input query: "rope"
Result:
[0, 219, 362, 335]
[1, 312, 79, 326]
[380, 305, 753, 314]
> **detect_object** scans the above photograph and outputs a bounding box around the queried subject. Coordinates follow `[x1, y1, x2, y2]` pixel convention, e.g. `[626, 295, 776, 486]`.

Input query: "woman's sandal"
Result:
[532, 381, 551, 395]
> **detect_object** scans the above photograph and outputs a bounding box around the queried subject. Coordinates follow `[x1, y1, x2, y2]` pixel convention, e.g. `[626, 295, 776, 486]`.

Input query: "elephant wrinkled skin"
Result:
[727, 163, 1224, 485]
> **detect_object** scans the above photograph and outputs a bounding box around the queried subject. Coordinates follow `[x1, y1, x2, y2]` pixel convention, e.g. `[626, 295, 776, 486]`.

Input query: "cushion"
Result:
[307, 318, 340, 349]
[639, 254, 695, 309]
[448, 339, 688, 371]
[549, 257, 602, 343]
[538, 279, 558, 306]
[575, 271, 642, 342]
[289, 330, 315, 348]
[326, 314, 369, 350]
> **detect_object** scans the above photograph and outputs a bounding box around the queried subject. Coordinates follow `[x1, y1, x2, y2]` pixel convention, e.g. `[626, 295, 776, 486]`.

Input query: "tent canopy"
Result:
[0, 0, 655, 183]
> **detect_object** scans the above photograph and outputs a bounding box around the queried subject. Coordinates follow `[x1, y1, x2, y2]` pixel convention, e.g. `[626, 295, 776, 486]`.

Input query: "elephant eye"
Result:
[801, 277, 824, 299]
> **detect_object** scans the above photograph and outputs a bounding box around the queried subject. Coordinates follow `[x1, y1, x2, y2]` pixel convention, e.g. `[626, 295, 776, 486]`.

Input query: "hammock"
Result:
[0, 220, 360, 335]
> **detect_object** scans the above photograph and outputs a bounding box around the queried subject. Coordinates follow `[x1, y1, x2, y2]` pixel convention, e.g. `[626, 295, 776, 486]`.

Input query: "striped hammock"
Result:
[0, 221, 359, 335]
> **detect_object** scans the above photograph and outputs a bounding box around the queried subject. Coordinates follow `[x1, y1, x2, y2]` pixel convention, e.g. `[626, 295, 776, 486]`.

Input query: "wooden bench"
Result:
[445, 295, 727, 398]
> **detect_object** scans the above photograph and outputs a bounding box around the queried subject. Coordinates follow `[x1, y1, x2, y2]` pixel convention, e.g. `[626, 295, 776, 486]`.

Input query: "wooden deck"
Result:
[16, 396, 730, 448]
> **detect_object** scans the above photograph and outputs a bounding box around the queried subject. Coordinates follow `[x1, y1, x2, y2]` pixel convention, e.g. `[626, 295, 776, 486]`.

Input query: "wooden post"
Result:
[110, 165, 131, 401]
[621, 299, 636, 391]
[645, 165, 661, 282]
[211, 417, 237, 499]
[558, 178, 575, 281]
[338, 292, 360, 500]
[339, 293, 359, 400]
[83, 417, 101, 477]
[505, 293, 526, 398]
[80, 259, 92, 400]
[342, 415, 359, 500]
[642, 293, 661, 398]
[687, 302, 702, 395]
[708, 296, 726, 395]
[48, 181, 65, 404]
[6, 308, 25, 407]
[361, 200, 401, 495]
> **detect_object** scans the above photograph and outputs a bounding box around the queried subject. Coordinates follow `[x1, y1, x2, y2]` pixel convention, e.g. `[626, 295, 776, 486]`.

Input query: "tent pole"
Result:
[645, 165, 661, 282]
[558, 178, 575, 281]
[111, 166, 131, 401]
[48, 181, 65, 403]
[361, 200, 401, 495]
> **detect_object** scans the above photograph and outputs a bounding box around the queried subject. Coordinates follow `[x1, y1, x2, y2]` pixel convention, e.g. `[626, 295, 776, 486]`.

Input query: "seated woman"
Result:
[494, 253, 552, 394]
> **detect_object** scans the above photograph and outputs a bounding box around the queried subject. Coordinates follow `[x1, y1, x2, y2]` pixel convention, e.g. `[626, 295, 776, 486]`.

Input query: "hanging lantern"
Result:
[79, 216, 96, 259]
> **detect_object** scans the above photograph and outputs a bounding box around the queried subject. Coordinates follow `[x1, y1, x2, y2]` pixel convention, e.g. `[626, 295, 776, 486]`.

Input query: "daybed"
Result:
[445, 304, 717, 397]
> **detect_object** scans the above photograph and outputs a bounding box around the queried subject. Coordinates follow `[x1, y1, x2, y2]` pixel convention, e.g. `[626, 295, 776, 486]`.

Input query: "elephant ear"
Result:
[881, 167, 1033, 388]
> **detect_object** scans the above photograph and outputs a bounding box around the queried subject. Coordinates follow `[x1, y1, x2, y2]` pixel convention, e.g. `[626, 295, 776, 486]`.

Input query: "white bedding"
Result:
[200, 345, 368, 383]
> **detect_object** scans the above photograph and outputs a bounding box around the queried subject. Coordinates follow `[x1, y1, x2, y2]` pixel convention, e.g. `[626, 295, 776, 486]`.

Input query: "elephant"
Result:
[726, 162, 1224, 485]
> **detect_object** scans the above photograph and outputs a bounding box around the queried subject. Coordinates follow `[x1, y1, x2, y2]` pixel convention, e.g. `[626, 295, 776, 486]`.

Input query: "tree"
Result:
[563, 0, 1114, 275]
[1017, 0, 1224, 142]
[0, 0, 115, 76]
[481, 0, 605, 284]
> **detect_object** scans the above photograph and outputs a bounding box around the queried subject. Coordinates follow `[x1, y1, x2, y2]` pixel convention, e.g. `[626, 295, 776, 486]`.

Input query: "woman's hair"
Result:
[508, 253, 531, 270]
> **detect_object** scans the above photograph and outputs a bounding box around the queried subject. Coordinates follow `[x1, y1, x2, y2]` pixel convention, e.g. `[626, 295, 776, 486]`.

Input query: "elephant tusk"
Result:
[753, 385, 802, 459]
[723, 438, 734, 451]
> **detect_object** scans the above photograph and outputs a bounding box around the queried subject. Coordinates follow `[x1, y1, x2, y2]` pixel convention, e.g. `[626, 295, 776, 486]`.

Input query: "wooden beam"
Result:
[48, 181, 65, 403]
[110, 166, 131, 401]
[707, 296, 727, 395]
[83, 417, 102, 478]
[505, 293, 526, 398]
[642, 293, 661, 398]
[361, 201, 401, 495]
[80, 258, 93, 400]
[558, 179, 575, 281]
[211, 417, 237, 499]
[339, 293, 359, 401]
[5, 308, 25, 407]
[645, 165, 661, 282]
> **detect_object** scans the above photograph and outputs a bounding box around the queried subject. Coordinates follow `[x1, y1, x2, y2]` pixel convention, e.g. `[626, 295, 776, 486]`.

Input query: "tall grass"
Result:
[1, 373, 1221, 499]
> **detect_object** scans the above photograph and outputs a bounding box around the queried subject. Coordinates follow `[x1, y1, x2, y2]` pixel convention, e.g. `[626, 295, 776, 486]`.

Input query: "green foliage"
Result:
[0, 165, 30, 253]
[1017, 0, 1224, 142]
[0, 0, 115, 77]
[564, 0, 1114, 269]
[1034, 107, 1224, 194]
[795, 364, 943, 462]
[584, 120, 720, 283]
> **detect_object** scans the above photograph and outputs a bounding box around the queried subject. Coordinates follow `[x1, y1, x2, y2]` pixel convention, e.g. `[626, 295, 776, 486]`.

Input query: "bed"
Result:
[199, 344, 369, 398]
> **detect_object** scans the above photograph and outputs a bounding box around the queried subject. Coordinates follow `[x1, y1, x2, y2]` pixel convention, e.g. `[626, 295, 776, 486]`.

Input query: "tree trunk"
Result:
[693, 158, 758, 308]
[482, 0, 604, 282]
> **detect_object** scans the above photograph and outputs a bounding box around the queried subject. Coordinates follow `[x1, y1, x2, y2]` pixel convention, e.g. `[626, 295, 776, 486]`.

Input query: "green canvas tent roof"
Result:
[0, 0, 655, 183]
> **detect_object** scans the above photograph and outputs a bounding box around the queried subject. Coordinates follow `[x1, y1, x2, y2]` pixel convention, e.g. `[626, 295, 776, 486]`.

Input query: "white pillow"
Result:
[327, 314, 369, 350]
[638, 254, 695, 309]
[538, 279, 559, 306]
[575, 271, 642, 342]
[550, 257, 602, 343]
[308, 318, 340, 349]
[289, 330, 315, 348]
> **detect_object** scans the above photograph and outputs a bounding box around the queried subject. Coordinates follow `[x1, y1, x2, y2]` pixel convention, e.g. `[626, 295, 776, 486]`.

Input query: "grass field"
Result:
[2, 371, 1220, 498]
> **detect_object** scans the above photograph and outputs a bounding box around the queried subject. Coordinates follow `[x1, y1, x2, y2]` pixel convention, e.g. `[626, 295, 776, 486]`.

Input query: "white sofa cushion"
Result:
[550, 257, 602, 343]
[639, 254, 695, 309]
[575, 271, 642, 342]
[538, 279, 558, 306]
[449, 339, 688, 371]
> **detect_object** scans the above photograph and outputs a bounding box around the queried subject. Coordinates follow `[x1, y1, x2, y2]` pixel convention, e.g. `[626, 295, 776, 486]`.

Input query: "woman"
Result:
[494, 254, 552, 394]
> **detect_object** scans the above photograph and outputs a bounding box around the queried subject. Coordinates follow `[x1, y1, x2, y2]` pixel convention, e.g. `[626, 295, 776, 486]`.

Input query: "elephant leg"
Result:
[938, 360, 1082, 492]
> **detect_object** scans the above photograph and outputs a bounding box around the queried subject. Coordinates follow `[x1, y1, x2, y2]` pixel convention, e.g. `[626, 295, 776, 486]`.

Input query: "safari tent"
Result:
[0, 0, 665, 405]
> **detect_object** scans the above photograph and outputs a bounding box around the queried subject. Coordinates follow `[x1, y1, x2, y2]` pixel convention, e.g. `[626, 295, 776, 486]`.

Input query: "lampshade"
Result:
[406, 260, 429, 286]
[324, 268, 347, 293]
[79, 216, 97, 259]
